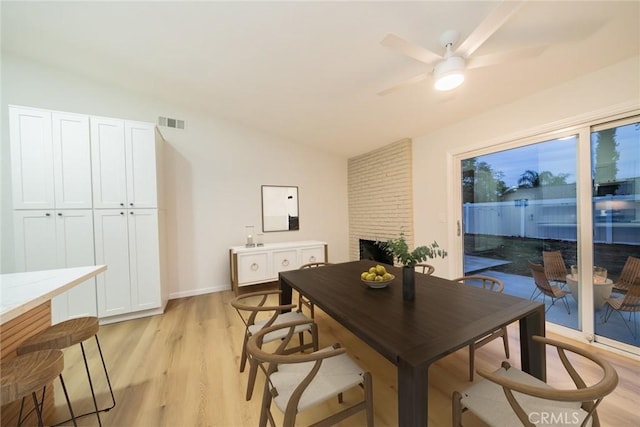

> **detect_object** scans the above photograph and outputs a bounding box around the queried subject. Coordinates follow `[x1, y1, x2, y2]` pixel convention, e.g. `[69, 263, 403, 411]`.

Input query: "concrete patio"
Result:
[464, 256, 639, 347]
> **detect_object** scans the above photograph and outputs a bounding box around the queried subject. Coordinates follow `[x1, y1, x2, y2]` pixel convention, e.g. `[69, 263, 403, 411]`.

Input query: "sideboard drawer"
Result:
[237, 252, 270, 286]
[300, 246, 325, 265]
[273, 249, 298, 275]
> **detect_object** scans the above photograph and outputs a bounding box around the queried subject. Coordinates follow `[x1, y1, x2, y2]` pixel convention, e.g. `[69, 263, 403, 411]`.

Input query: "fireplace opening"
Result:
[359, 239, 394, 264]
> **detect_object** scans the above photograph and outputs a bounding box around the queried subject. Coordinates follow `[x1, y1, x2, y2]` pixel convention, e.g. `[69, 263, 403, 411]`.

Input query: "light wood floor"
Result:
[52, 290, 640, 426]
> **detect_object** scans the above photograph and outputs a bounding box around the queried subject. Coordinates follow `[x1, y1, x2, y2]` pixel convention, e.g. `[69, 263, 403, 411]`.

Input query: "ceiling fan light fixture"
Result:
[433, 56, 465, 91]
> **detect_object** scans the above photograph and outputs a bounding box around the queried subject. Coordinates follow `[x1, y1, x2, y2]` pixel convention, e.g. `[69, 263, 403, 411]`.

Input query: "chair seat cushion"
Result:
[460, 366, 590, 427]
[248, 311, 312, 343]
[271, 346, 365, 413]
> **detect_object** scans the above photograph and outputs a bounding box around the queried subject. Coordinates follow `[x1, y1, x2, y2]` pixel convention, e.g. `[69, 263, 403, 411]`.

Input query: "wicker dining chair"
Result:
[247, 320, 373, 427]
[298, 262, 331, 319]
[452, 335, 618, 427]
[542, 250, 569, 289]
[529, 261, 572, 314]
[230, 290, 319, 401]
[453, 275, 509, 381]
[415, 263, 435, 275]
[612, 256, 640, 294]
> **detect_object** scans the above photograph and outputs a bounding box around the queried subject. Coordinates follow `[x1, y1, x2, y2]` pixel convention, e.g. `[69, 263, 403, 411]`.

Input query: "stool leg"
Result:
[17, 386, 47, 427]
[80, 341, 103, 427]
[31, 392, 44, 427]
[58, 374, 78, 427]
[94, 335, 116, 411]
[53, 335, 116, 426]
[17, 396, 26, 427]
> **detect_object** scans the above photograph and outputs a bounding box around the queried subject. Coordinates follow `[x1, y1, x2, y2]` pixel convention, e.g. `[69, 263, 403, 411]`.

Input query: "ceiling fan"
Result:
[378, 0, 543, 96]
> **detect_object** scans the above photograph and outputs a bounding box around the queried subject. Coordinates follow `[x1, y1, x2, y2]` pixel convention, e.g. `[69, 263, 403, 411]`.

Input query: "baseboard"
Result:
[99, 305, 166, 325]
[168, 284, 231, 300]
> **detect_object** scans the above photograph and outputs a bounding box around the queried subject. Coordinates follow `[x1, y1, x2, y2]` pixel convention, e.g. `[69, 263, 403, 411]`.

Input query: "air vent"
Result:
[158, 116, 185, 129]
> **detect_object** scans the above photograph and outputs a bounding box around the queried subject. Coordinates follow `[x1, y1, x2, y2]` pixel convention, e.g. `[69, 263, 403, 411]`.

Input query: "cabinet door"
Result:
[237, 252, 271, 285]
[94, 209, 131, 317]
[52, 112, 92, 209]
[91, 117, 127, 208]
[53, 210, 97, 323]
[300, 246, 326, 265]
[9, 107, 55, 209]
[127, 209, 161, 311]
[125, 121, 158, 208]
[273, 249, 298, 275]
[13, 210, 57, 272]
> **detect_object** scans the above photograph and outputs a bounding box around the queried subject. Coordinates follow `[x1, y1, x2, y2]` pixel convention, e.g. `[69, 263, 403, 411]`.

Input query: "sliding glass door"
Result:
[457, 114, 640, 353]
[461, 137, 579, 330]
[592, 117, 640, 348]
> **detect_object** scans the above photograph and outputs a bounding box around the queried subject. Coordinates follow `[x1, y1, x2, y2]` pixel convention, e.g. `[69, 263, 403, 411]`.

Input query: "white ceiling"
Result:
[2, 1, 639, 157]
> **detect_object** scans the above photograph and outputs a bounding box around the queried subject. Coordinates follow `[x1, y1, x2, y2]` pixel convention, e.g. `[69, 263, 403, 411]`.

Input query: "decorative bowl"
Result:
[361, 274, 395, 289]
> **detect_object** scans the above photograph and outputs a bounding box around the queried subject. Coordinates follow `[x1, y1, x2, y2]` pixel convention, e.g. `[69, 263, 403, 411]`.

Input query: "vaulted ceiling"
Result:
[2, 1, 639, 157]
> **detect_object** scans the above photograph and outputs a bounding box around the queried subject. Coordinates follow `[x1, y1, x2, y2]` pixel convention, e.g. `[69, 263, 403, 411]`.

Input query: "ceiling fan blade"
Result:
[381, 33, 442, 64]
[378, 72, 430, 96]
[466, 45, 546, 69]
[456, 0, 527, 58]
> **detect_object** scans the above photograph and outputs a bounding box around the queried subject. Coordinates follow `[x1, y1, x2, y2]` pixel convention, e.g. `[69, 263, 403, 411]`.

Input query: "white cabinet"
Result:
[13, 210, 97, 323]
[13, 211, 57, 271]
[229, 241, 328, 294]
[9, 106, 91, 209]
[9, 105, 166, 325]
[91, 118, 157, 209]
[52, 112, 93, 209]
[94, 209, 163, 318]
[125, 121, 158, 208]
[93, 210, 131, 316]
[53, 210, 97, 321]
[127, 209, 162, 311]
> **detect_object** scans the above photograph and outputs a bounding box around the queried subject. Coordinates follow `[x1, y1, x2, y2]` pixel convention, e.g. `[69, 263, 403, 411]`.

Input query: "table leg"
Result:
[279, 276, 293, 309]
[398, 358, 428, 426]
[519, 305, 546, 381]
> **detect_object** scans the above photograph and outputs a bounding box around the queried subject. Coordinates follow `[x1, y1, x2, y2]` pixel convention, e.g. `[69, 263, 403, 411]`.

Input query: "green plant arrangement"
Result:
[384, 232, 447, 267]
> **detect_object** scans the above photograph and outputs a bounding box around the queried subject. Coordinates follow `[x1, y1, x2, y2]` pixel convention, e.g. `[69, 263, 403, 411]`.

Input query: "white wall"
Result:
[0, 53, 349, 297]
[412, 56, 640, 278]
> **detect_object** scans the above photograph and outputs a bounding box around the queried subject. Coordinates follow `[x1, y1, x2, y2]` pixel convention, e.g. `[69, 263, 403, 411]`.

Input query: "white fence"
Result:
[463, 195, 640, 245]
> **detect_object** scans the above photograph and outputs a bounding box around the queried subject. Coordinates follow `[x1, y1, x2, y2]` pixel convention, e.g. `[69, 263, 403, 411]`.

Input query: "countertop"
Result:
[0, 265, 107, 324]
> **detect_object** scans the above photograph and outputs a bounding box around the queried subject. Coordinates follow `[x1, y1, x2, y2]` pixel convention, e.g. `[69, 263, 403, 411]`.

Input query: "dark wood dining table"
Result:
[279, 259, 546, 427]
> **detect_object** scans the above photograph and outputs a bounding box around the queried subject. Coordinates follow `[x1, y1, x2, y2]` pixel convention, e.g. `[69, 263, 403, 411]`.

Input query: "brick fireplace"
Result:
[348, 138, 415, 262]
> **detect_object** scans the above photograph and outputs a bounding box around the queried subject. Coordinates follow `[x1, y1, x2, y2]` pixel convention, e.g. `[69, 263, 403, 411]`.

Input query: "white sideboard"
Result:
[229, 240, 328, 294]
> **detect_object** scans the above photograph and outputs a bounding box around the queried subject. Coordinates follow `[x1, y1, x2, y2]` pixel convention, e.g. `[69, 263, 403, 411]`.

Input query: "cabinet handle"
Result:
[130, 211, 134, 215]
[130, 203, 134, 207]
[120, 212, 125, 215]
[282, 259, 290, 267]
[57, 212, 63, 216]
[45, 213, 51, 217]
[309, 255, 316, 262]
[250, 263, 259, 271]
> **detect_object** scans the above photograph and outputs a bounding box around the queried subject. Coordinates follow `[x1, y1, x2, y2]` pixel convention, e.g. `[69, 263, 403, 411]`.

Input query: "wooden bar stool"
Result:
[1, 349, 77, 427]
[16, 317, 115, 426]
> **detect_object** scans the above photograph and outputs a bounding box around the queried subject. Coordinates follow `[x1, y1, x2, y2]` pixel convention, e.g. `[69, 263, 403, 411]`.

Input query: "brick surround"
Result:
[347, 138, 414, 261]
